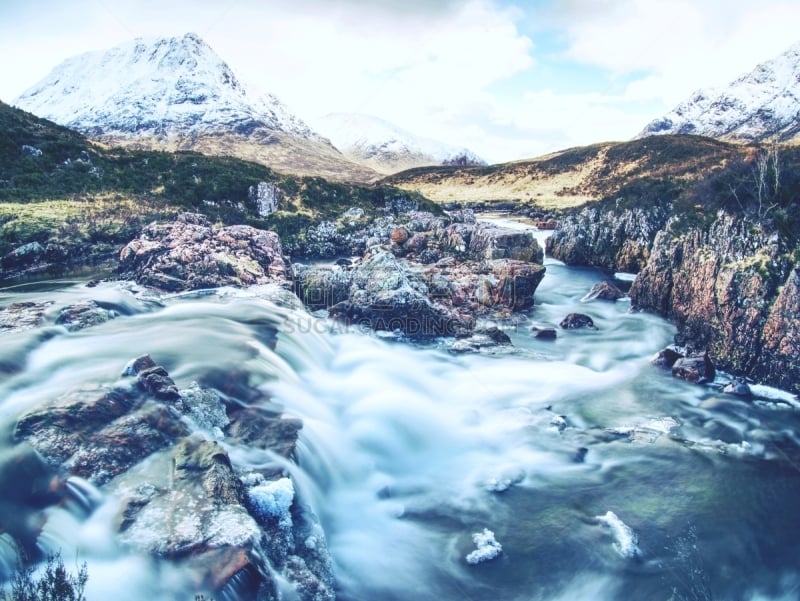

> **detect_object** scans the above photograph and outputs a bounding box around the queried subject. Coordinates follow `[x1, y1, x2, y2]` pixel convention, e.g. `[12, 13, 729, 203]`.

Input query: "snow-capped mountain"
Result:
[14, 33, 376, 182]
[639, 41, 800, 142]
[315, 113, 486, 174]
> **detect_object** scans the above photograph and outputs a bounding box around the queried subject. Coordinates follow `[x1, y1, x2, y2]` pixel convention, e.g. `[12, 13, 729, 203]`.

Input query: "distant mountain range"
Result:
[639, 41, 800, 143]
[314, 113, 485, 174]
[12, 33, 485, 181]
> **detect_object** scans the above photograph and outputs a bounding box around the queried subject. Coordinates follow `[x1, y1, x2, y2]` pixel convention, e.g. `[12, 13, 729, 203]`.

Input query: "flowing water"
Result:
[1, 224, 799, 601]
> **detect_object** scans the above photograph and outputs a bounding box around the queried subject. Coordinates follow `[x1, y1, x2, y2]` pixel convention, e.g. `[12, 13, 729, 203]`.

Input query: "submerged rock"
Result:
[119, 212, 290, 292]
[531, 326, 557, 340]
[0, 301, 52, 333]
[723, 380, 753, 398]
[449, 326, 513, 354]
[55, 300, 114, 331]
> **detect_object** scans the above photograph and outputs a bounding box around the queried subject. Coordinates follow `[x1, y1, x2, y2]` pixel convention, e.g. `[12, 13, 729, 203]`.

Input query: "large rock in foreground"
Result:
[119, 213, 290, 292]
[14, 355, 332, 600]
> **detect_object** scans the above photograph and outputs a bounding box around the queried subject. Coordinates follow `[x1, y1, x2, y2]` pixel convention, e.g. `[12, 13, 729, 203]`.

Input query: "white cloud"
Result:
[545, 0, 800, 102]
[1, 0, 799, 164]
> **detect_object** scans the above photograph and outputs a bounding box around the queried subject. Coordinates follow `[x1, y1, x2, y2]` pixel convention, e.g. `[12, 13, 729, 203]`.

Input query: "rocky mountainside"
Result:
[547, 143, 800, 393]
[315, 113, 486, 174]
[13, 33, 376, 182]
[639, 41, 800, 142]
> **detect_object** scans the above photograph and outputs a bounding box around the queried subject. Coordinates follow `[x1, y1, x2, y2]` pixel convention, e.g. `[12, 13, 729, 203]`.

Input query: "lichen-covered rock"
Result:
[329, 248, 470, 337]
[468, 224, 543, 263]
[549, 199, 799, 392]
[295, 265, 353, 310]
[761, 268, 800, 392]
[0, 241, 46, 271]
[119, 213, 290, 292]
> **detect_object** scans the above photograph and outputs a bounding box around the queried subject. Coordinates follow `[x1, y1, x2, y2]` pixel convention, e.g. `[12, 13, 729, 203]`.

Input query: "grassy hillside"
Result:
[385, 135, 742, 210]
[0, 101, 438, 266]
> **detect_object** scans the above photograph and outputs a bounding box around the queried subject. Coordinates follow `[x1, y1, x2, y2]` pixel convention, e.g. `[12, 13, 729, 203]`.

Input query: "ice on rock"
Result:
[465, 528, 503, 565]
[248, 477, 295, 531]
[595, 511, 641, 558]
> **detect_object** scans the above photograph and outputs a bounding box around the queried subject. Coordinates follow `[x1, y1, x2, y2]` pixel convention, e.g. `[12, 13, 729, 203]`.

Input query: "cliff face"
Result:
[550, 207, 800, 393]
[630, 215, 799, 393]
[546, 204, 670, 272]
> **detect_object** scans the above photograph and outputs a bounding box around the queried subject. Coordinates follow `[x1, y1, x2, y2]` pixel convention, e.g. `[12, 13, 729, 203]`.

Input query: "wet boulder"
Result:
[123, 354, 180, 402]
[560, 313, 596, 329]
[651, 347, 684, 369]
[582, 280, 626, 302]
[14, 385, 189, 485]
[119, 212, 290, 292]
[671, 352, 716, 384]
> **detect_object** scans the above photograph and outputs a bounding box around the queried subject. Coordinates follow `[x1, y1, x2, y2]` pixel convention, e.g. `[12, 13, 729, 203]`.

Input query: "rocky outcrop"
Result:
[546, 205, 669, 272]
[325, 247, 472, 337]
[297, 212, 546, 338]
[549, 194, 800, 393]
[629, 214, 799, 392]
[14, 355, 333, 600]
[119, 213, 290, 292]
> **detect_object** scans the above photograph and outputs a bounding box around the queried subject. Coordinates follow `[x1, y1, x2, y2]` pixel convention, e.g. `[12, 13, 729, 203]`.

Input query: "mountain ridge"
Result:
[315, 112, 486, 174]
[13, 33, 378, 183]
[639, 41, 800, 143]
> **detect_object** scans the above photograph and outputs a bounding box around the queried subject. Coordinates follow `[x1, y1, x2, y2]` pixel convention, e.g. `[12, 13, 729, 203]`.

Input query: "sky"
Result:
[1, 0, 798, 164]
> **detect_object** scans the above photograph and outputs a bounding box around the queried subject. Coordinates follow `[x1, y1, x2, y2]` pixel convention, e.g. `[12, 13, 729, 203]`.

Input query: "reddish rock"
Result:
[119, 213, 290, 292]
[672, 352, 715, 384]
[390, 227, 409, 245]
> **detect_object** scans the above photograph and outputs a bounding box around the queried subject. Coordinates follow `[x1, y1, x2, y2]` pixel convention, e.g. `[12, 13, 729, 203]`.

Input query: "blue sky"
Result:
[1, 0, 798, 163]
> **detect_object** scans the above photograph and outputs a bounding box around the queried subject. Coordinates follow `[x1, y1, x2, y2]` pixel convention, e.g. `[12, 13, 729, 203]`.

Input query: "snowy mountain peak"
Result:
[638, 41, 800, 142]
[315, 112, 486, 174]
[14, 32, 320, 142]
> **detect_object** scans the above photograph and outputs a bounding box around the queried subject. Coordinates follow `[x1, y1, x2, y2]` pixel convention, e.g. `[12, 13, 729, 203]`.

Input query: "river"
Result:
[1, 222, 799, 601]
